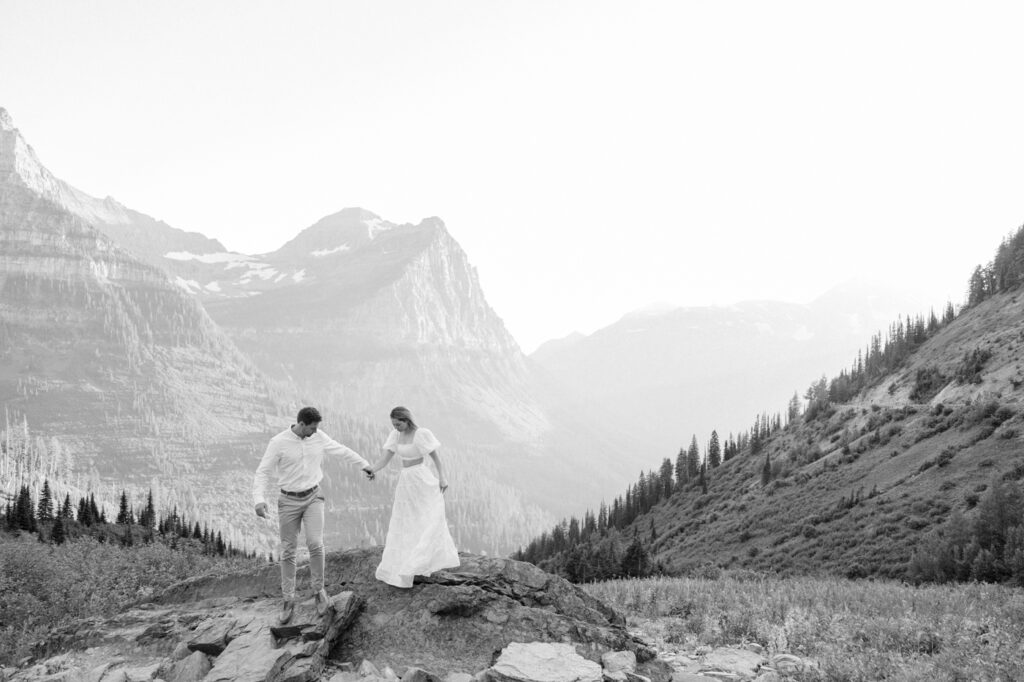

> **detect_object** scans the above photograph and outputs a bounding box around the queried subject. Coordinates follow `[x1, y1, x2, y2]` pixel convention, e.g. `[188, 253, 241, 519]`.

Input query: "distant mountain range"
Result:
[532, 281, 938, 456]
[0, 108, 639, 556]
[0, 105, 956, 559]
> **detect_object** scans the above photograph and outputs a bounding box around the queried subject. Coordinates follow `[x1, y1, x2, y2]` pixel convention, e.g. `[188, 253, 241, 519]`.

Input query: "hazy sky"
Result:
[3, 1, 1023, 352]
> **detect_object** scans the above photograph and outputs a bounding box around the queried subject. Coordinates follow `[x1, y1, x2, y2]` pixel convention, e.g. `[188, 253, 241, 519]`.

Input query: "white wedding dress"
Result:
[375, 427, 460, 587]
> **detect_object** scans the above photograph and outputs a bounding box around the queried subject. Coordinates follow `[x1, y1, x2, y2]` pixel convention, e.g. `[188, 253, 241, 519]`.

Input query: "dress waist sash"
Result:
[402, 457, 424, 468]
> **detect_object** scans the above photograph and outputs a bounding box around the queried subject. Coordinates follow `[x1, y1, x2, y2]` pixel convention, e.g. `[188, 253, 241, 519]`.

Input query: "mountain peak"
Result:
[0, 108, 133, 226]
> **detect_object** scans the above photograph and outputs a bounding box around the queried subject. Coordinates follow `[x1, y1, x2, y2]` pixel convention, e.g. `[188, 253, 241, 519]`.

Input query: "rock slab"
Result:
[484, 642, 603, 682]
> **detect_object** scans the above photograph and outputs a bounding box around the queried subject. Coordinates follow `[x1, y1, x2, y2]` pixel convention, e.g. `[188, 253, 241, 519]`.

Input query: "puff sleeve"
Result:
[415, 428, 441, 456]
[383, 429, 399, 452]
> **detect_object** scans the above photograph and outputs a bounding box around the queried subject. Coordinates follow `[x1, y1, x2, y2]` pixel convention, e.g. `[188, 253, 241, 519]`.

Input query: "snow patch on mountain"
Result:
[238, 263, 278, 283]
[165, 251, 255, 266]
[174, 277, 202, 294]
[366, 218, 388, 239]
[312, 244, 351, 257]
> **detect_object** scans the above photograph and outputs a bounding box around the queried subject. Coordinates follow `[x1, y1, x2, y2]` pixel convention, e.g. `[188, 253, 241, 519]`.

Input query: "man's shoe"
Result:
[278, 599, 294, 625]
[314, 588, 332, 616]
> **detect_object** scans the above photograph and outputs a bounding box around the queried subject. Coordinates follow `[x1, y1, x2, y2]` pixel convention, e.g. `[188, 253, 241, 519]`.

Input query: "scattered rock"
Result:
[186, 617, 236, 656]
[359, 660, 383, 678]
[123, 662, 162, 681]
[444, 673, 474, 682]
[698, 648, 764, 679]
[402, 668, 443, 682]
[327, 673, 361, 682]
[206, 591, 361, 682]
[162, 651, 211, 682]
[484, 642, 603, 682]
[602, 651, 637, 675]
[169, 642, 192, 662]
[767, 654, 802, 675]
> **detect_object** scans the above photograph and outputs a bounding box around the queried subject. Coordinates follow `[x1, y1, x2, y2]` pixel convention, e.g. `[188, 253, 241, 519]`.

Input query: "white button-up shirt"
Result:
[252, 427, 369, 505]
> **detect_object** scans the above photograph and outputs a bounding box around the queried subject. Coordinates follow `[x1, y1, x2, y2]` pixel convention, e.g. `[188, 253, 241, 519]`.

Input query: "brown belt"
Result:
[280, 485, 319, 498]
[402, 457, 424, 468]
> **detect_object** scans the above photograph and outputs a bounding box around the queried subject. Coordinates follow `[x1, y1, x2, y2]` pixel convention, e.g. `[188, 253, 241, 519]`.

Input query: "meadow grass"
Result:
[584, 574, 1024, 681]
[0, 533, 261, 666]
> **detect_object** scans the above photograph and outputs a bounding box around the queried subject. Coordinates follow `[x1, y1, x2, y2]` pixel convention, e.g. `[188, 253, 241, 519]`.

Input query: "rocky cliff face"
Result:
[0, 110, 288, 554]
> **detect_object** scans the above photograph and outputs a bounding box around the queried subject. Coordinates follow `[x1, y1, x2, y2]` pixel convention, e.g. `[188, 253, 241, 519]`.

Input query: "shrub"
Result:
[911, 366, 947, 402]
[955, 348, 993, 384]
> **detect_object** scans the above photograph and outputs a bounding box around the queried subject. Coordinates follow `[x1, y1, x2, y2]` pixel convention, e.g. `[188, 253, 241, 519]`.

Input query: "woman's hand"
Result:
[439, 479, 449, 494]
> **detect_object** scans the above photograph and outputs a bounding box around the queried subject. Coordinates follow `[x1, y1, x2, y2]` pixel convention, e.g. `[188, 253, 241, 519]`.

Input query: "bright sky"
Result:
[3, 1, 1023, 352]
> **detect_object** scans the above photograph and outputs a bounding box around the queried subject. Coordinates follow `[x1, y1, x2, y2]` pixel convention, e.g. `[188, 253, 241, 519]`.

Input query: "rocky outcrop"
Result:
[152, 547, 655, 676]
[8, 547, 819, 682]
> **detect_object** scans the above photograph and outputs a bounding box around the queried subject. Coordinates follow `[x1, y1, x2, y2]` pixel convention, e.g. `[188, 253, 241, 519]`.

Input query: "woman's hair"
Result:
[390, 406, 417, 429]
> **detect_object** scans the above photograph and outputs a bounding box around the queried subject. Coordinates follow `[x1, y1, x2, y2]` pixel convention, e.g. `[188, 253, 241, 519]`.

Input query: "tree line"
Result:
[2, 479, 261, 560]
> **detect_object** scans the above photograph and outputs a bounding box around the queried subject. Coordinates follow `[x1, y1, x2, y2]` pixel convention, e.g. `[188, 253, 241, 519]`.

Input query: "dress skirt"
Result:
[375, 462, 460, 587]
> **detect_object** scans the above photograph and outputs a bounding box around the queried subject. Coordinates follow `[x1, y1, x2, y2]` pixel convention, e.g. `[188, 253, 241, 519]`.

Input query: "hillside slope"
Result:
[518, 266, 1024, 580]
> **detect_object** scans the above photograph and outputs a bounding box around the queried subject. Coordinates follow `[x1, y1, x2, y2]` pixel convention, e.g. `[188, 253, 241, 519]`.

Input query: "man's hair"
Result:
[296, 406, 322, 425]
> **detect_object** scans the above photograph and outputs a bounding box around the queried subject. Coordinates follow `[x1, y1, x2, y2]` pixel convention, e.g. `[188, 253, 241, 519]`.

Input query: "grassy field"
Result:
[0, 533, 261, 666]
[584, 574, 1024, 681]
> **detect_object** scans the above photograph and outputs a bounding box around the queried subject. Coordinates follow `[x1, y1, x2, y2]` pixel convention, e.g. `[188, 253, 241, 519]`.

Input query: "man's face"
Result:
[296, 421, 320, 438]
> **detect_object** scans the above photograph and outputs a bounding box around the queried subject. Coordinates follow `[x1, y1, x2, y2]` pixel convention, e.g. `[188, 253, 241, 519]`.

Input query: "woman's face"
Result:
[392, 417, 409, 431]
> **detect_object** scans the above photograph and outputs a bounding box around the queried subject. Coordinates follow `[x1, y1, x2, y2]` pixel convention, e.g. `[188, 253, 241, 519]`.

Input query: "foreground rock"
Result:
[12, 547, 658, 681]
[12, 591, 361, 682]
[155, 547, 656, 676]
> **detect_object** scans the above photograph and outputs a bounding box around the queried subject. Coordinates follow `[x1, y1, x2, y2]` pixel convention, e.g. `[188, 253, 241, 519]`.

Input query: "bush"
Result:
[911, 366, 947, 402]
[955, 348, 993, 384]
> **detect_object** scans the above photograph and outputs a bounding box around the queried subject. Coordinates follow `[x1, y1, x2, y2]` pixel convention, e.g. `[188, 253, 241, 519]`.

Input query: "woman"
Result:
[368, 406, 460, 587]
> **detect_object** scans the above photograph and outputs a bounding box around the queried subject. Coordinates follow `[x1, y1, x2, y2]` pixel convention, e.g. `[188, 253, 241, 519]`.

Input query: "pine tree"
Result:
[620, 537, 651, 578]
[761, 451, 772, 487]
[140, 489, 156, 530]
[4, 501, 16, 531]
[658, 457, 674, 497]
[708, 431, 721, 468]
[51, 516, 66, 544]
[61, 493, 73, 520]
[15, 485, 35, 532]
[37, 480, 54, 522]
[675, 447, 687, 485]
[686, 436, 700, 481]
[116, 491, 131, 525]
[77, 497, 91, 526]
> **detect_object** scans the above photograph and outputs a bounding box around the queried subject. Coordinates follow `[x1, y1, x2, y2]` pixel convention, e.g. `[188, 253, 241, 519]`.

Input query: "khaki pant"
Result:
[277, 491, 325, 600]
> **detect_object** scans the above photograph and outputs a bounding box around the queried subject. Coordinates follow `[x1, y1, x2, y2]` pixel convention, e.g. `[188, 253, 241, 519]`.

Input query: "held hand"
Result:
[439, 480, 449, 494]
[255, 502, 268, 518]
[363, 467, 376, 481]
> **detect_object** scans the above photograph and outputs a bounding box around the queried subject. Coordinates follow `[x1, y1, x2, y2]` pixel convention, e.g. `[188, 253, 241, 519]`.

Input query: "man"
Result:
[253, 406, 375, 624]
